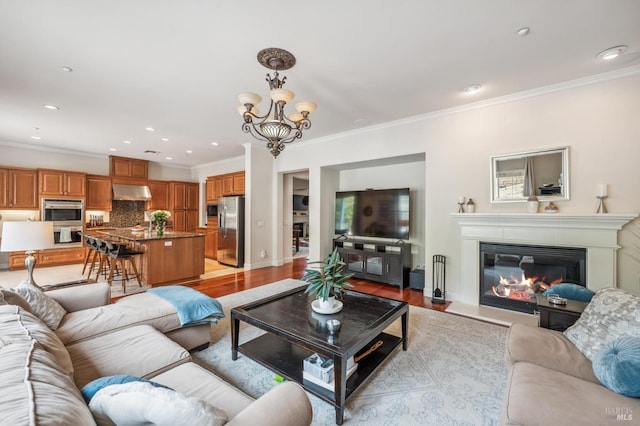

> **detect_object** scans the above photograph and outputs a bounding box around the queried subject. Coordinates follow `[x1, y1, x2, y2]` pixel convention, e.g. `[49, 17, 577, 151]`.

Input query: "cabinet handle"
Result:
[387, 264, 390, 273]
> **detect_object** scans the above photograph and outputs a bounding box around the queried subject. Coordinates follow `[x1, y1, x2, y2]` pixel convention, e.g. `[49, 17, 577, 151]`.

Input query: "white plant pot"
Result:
[527, 200, 539, 213]
[318, 296, 336, 311]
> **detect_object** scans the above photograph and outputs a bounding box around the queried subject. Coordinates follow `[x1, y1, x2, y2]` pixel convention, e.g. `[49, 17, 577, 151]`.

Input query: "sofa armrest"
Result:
[45, 283, 110, 312]
[227, 382, 312, 426]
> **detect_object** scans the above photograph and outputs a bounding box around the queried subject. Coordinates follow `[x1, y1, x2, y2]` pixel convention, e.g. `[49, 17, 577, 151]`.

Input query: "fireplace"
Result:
[479, 242, 586, 314]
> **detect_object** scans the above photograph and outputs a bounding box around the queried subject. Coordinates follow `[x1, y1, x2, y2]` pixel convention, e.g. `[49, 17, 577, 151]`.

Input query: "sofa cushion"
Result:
[67, 324, 191, 389]
[88, 381, 228, 426]
[542, 283, 595, 302]
[56, 292, 182, 345]
[152, 362, 254, 419]
[593, 337, 640, 397]
[505, 322, 599, 384]
[82, 374, 174, 403]
[564, 287, 640, 361]
[502, 361, 640, 425]
[0, 305, 74, 377]
[12, 283, 67, 330]
[0, 305, 95, 425]
[0, 287, 33, 312]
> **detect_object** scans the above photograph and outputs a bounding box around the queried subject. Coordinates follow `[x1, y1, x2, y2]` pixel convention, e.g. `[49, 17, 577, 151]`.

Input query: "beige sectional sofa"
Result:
[0, 283, 313, 425]
[502, 288, 640, 425]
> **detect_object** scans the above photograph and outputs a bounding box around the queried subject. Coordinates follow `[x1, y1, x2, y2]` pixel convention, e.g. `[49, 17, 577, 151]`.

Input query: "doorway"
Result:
[286, 172, 310, 260]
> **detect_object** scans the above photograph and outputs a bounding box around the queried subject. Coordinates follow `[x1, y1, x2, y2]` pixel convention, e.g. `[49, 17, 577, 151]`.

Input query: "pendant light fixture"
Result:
[237, 48, 317, 158]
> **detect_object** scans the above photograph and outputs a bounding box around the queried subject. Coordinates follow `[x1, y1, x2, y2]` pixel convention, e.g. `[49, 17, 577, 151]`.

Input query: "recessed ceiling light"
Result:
[165, 157, 173, 160]
[161, 138, 169, 142]
[517, 27, 530, 36]
[123, 140, 132, 144]
[597, 45, 627, 61]
[31, 136, 42, 140]
[186, 150, 193, 154]
[463, 84, 482, 94]
[61, 66, 73, 72]
[109, 148, 117, 152]
[145, 127, 156, 132]
[211, 142, 219, 146]
[43, 104, 60, 110]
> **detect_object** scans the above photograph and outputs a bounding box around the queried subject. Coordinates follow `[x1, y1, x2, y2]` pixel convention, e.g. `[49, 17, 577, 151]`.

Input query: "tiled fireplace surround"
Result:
[452, 213, 638, 311]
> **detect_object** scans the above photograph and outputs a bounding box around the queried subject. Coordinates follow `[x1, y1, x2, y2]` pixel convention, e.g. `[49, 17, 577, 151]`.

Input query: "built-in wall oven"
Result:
[41, 199, 84, 247]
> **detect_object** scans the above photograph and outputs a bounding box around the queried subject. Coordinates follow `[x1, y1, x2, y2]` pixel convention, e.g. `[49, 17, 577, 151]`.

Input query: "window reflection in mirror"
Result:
[491, 147, 569, 203]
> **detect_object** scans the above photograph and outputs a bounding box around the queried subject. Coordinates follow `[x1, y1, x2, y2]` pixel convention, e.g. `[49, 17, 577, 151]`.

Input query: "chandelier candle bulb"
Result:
[598, 184, 608, 197]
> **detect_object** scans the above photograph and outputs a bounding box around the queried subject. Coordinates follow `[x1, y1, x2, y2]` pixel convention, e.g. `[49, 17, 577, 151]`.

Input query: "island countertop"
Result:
[95, 228, 204, 241]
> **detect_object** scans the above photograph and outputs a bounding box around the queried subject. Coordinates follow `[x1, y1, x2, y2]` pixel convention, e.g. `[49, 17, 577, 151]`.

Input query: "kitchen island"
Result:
[95, 228, 205, 287]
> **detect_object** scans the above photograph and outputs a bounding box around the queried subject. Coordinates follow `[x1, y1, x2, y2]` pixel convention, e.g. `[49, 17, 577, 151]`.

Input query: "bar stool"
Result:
[81, 235, 97, 275]
[93, 238, 114, 282]
[106, 242, 143, 292]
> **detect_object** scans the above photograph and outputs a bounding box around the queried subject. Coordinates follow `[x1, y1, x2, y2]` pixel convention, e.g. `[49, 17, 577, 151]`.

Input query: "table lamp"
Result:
[1, 221, 54, 288]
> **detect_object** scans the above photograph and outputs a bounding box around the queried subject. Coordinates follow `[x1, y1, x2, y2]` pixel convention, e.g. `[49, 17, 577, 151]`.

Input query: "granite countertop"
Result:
[95, 228, 204, 241]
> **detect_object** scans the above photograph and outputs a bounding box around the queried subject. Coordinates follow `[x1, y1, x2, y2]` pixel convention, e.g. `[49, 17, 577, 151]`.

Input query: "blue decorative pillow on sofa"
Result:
[542, 283, 595, 302]
[592, 337, 640, 397]
[81, 375, 172, 403]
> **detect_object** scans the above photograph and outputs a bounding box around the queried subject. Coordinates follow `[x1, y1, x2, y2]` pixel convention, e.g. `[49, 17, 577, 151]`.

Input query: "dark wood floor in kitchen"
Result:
[188, 257, 450, 311]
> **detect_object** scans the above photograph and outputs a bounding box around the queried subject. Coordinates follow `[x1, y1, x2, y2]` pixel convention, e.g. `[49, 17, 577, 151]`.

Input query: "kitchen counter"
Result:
[93, 228, 205, 287]
[96, 228, 204, 241]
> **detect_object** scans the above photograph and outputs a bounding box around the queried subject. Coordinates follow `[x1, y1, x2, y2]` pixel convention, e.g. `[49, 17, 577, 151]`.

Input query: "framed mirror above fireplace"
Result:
[490, 146, 569, 203]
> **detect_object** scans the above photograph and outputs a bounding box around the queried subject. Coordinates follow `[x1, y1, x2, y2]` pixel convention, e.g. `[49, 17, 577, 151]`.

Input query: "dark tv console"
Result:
[333, 238, 411, 289]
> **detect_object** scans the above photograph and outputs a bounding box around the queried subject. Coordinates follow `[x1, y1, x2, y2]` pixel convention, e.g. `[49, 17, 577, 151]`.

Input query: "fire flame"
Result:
[491, 273, 564, 300]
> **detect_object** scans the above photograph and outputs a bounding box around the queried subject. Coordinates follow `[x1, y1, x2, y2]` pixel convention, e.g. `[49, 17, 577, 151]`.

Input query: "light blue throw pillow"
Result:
[592, 337, 640, 397]
[542, 283, 595, 302]
[82, 375, 173, 403]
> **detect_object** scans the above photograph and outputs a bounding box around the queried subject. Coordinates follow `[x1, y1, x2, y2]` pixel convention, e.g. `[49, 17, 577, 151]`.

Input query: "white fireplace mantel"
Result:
[451, 212, 638, 306]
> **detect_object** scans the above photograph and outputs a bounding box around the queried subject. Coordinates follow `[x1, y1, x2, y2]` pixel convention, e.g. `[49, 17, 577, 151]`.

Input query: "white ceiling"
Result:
[1, 1, 639, 168]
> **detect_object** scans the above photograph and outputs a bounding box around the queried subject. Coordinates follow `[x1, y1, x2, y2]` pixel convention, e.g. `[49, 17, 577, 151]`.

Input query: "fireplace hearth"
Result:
[479, 242, 586, 314]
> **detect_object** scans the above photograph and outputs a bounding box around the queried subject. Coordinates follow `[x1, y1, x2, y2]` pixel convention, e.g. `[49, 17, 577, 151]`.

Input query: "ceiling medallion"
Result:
[237, 48, 317, 158]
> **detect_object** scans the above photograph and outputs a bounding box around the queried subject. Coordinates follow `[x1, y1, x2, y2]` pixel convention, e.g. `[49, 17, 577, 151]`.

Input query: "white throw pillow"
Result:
[564, 287, 640, 361]
[89, 381, 228, 426]
[11, 284, 67, 330]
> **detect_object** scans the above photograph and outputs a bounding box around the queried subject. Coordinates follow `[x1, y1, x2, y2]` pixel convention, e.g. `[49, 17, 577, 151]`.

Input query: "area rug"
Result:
[192, 279, 509, 425]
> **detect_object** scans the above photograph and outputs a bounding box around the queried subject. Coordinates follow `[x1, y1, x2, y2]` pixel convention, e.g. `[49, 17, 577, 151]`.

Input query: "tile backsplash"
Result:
[110, 200, 146, 227]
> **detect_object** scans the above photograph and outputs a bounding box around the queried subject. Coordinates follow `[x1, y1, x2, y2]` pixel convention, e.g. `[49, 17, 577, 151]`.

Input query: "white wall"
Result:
[272, 70, 640, 297]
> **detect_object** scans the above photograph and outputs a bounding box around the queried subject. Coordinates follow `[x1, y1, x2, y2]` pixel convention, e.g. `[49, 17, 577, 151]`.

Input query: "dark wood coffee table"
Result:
[231, 286, 409, 425]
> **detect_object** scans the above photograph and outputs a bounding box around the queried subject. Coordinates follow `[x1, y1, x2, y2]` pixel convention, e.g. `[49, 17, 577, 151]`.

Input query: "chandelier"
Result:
[237, 48, 317, 158]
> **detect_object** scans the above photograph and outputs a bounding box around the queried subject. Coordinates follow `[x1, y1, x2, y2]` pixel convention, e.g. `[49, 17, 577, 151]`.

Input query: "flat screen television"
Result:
[334, 188, 410, 240]
[293, 195, 309, 211]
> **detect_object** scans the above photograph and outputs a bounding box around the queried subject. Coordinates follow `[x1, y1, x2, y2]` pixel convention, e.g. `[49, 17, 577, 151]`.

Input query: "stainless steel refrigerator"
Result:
[217, 195, 245, 267]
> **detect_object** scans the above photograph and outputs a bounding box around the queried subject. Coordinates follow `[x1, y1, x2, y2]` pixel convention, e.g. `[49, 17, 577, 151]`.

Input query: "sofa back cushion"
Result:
[564, 287, 640, 361]
[0, 287, 33, 312]
[0, 305, 95, 425]
[11, 283, 67, 330]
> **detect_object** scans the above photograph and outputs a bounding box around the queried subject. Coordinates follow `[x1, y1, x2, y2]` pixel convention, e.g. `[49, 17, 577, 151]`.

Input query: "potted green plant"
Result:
[303, 248, 354, 313]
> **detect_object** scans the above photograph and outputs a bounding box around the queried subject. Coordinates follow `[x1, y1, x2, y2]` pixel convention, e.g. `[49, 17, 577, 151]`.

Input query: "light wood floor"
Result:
[185, 257, 450, 311]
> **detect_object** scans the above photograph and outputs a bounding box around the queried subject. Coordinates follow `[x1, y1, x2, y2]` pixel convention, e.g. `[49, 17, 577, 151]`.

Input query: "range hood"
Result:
[112, 184, 152, 201]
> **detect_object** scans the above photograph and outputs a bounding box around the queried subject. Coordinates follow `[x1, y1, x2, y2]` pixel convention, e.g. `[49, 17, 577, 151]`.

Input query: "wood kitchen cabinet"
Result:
[9, 247, 85, 270]
[0, 167, 38, 209]
[197, 226, 218, 260]
[232, 172, 245, 194]
[205, 179, 216, 203]
[39, 169, 86, 197]
[86, 175, 112, 210]
[214, 177, 223, 200]
[169, 181, 199, 232]
[109, 156, 148, 179]
[208, 171, 244, 199]
[147, 180, 170, 210]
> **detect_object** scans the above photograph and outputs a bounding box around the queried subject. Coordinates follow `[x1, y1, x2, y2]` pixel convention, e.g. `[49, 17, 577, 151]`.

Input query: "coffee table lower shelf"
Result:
[237, 331, 402, 402]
